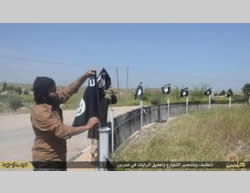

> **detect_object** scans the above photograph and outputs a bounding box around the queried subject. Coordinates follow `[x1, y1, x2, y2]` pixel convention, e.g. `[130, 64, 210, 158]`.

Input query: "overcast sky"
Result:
[0, 23, 250, 92]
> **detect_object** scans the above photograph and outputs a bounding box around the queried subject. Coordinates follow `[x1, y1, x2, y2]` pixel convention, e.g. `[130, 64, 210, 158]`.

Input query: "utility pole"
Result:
[116, 67, 120, 99]
[126, 65, 129, 92]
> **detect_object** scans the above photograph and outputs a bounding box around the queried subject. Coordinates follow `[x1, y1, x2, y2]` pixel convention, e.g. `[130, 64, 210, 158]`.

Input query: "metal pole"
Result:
[157, 104, 161, 122]
[116, 67, 120, 100]
[186, 96, 189, 114]
[167, 97, 170, 119]
[229, 96, 232, 108]
[140, 100, 143, 130]
[98, 127, 111, 171]
[248, 95, 250, 104]
[110, 108, 115, 154]
[126, 65, 129, 91]
[208, 95, 211, 110]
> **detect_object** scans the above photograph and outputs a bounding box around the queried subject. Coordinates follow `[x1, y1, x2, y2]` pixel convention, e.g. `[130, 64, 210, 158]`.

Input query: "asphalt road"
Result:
[0, 106, 139, 161]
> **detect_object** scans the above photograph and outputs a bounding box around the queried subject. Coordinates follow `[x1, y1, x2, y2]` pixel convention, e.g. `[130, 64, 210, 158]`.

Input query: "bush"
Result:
[242, 83, 250, 101]
[190, 87, 206, 101]
[150, 98, 161, 105]
[6, 85, 17, 92]
[220, 90, 226, 96]
[170, 87, 181, 102]
[8, 97, 23, 111]
[15, 87, 22, 95]
[23, 89, 29, 95]
[0, 94, 24, 111]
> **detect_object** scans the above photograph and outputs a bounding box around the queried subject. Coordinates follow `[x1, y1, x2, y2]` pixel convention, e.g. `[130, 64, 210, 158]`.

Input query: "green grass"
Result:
[63, 88, 85, 109]
[112, 105, 250, 164]
[21, 94, 34, 103]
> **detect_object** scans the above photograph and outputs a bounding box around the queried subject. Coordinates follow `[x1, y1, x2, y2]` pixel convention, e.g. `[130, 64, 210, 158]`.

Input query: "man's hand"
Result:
[108, 86, 116, 95]
[85, 69, 96, 77]
[71, 117, 99, 136]
[86, 117, 99, 129]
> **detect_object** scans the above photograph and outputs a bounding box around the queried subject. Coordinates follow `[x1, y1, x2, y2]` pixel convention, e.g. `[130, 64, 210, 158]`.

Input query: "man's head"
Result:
[33, 77, 58, 105]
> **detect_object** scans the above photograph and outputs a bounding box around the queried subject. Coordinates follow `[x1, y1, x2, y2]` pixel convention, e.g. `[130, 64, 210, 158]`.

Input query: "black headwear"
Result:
[33, 77, 56, 97]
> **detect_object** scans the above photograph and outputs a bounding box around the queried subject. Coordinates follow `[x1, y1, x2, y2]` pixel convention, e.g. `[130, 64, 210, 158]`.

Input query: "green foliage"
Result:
[169, 87, 181, 102]
[2, 82, 7, 92]
[113, 105, 250, 165]
[64, 88, 85, 109]
[242, 83, 250, 100]
[228, 89, 234, 96]
[8, 95, 23, 111]
[190, 87, 206, 101]
[143, 89, 163, 105]
[115, 89, 142, 106]
[0, 94, 26, 112]
[21, 94, 34, 103]
[23, 89, 29, 95]
[6, 85, 17, 92]
[15, 87, 22, 95]
[150, 98, 161, 105]
[220, 90, 226, 96]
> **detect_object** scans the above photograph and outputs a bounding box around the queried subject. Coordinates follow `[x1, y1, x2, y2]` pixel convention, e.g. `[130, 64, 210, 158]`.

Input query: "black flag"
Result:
[181, 88, 189, 97]
[204, 88, 212, 96]
[72, 72, 99, 127]
[161, 84, 171, 95]
[226, 89, 233, 97]
[135, 82, 143, 100]
[97, 68, 111, 90]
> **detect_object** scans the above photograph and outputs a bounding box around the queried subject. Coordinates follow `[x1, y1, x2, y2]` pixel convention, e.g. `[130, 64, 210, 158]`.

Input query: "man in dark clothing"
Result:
[87, 86, 117, 160]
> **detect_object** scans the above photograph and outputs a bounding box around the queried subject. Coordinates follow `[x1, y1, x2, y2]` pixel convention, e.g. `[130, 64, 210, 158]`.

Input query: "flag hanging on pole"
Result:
[135, 82, 143, 100]
[204, 88, 212, 96]
[225, 89, 233, 97]
[72, 72, 99, 127]
[97, 68, 111, 90]
[181, 88, 189, 97]
[161, 84, 171, 95]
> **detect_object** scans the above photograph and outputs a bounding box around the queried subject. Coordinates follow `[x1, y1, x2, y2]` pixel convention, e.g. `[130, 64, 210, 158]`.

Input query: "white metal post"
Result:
[98, 127, 111, 171]
[186, 96, 189, 114]
[229, 96, 232, 108]
[248, 95, 250, 104]
[109, 108, 114, 154]
[140, 100, 143, 130]
[167, 97, 170, 119]
[208, 95, 211, 110]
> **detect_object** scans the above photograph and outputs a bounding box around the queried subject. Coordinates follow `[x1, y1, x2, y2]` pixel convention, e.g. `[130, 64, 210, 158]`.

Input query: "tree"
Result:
[15, 87, 22, 95]
[228, 89, 234, 96]
[242, 83, 250, 101]
[220, 90, 226, 96]
[2, 82, 7, 92]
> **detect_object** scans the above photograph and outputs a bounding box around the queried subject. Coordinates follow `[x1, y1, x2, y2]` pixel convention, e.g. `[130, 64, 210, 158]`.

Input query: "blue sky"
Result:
[0, 23, 250, 92]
